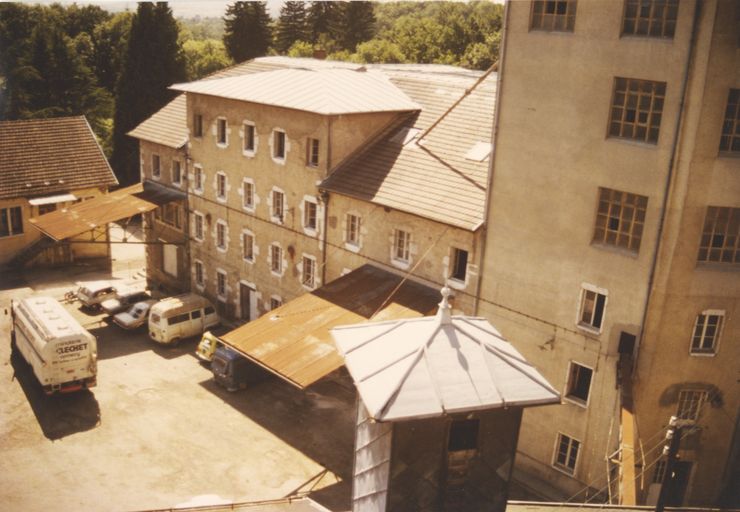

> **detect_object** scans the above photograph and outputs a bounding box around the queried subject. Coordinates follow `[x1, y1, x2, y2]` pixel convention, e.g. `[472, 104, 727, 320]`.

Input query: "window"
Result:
[160, 203, 181, 229]
[578, 286, 607, 332]
[272, 190, 285, 223]
[216, 221, 227, 250]
[676, 390, 708, 421]
[307, 138, 319, 167]
[217, 118, 227, 145]
[448, 419, 479, 452]
[172, 160, 182, 185]
[194, 260, 204, 287]
[273, 130, 286, 159]
[719, 89, 740, 153]
[243, 232, 255, 262]
[244, 122, 256, 153]
[0, 206, 23, 237]
[193, 212, 204, 241]
[565, 362, 593, 405]
[450, 248, 469, 282]
[217, 270, 227, 299]
[193, 113, 203, 138]
[152, 154, 161, 178]
[193, 165, 204, 193]
[697, 207, 739, 264]
[302, 255, 316, 289]
[270, 244, 283, 274]
[270, 296, 283, 310]
[690, 311, 724, 355]
[346, 214, 361, 246]
[530, 0, 577, 32]
[216, 172, 227, 201]
[393, 229, 411, 263]
[553, 433, 580, 475]
[242, 180, 255, 210]
[608, 77, 666, 144]
[593, 187, 648, 252]
[622, 0, 678, 38]
[304, 199, 317, 231]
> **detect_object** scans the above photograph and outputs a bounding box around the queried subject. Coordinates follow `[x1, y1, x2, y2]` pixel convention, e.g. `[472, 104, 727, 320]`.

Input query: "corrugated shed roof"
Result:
[333, 289, 561, 422]
[127, 95, 188, 149]
[170, 68, 420, 115]
[0, 116, 118, 200]
[322, 69, 496, 231]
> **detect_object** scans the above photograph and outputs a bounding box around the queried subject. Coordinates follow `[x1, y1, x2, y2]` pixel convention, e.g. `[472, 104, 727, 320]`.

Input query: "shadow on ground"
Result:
[10, 345, 101, 440]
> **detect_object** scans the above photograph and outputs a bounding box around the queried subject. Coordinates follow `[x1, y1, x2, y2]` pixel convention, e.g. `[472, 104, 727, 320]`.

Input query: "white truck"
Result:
[11, 296, 97, 395]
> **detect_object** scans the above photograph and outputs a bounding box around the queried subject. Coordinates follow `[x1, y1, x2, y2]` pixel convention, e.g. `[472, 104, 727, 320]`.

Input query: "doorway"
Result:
[240, 282, 256, 321]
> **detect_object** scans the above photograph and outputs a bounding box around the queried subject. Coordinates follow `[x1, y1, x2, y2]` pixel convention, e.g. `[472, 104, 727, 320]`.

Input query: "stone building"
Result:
[478, 0, 739, 506]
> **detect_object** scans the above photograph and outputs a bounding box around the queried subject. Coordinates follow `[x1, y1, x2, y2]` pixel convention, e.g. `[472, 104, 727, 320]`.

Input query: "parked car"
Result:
[211, 346, 269, 392]
[113, 300, 158, 330]
[195, 331, 223, 363]
[148, 293, 219, 345]
[101, 287, 150, 316]
[76, 281, 117, 310]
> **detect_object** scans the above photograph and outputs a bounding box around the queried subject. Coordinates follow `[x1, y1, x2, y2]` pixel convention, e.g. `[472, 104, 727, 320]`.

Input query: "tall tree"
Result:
[275, 1, 308, 54]
[222, 2, 272, 63]
[306, 1, 338, 44]
[90, 11, 133, 94]
[330, 1, 376, 52]
[111, 2, 187, 185]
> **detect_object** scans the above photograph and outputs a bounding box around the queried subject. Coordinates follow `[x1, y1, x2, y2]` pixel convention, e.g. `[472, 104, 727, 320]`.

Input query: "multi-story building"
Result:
[478, 0, 738, 506]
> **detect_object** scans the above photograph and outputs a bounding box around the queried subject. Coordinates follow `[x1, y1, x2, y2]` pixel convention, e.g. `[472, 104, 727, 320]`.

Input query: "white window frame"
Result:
[215, 171, 228, 203]
[307, 137, 319, 167]
[242, 229, 255, 263]
[391, 228, 412, 269]
[345, 213, 361, 251]
[216, 269, 228, 302]
[194, 259, 205, 290]
[676, 389, 709, 421]
[215, 116, 228, 148]
[302, 196, 318, 235]
[576, 283, 608, 334]
[152, 154, 161, 179]
[193, 211, 205, 242]
[269, 243, 284, 276]
[689, 309, 724, 356]
[270, 187, 286, 225]
[552, 432, 581, 476]
[215, 219, 228, 253]
[241, 120, 257, 156]
[192, 164, 204, 195]
[241, 177, 256, 213]
[172, 159, 182, 187]
[564, 361, 594, 408]
[301, 254, 317, 290]
[271, 128, 288, 164]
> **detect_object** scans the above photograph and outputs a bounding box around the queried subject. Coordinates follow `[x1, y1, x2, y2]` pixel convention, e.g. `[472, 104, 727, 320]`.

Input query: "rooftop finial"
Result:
[437, 285, 452, 325]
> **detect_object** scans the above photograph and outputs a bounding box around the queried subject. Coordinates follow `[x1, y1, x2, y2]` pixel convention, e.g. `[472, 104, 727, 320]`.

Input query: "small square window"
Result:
[274, 130, 286, 159]
[302, 255, 316, 289]
[690, 311, 724, 354]
[565, 362, 593, 405]
[697, 206, 740, 264]
[307, 138, 319, 167]
[243, 232, 254, 262]
[194, 260, 204, 286]
[553, 433, 580, 475]
[217, 270, 227, 298]
[193, 113, 203, 138]
[578, 287, 606, 332]
[304, 200, 317, 231]
[243, 180, 255, 210]
[719, 89, 740, 153]
[244, 123, 256, 152]
[152, 154, 161, 178]
[450, 248, 469, 282]
[346, 214, 361, 246]
[593, 187, 648, 253]
[172, 160, 182, 184]
[393, 229, 411, 263]
[530, 0, 578, 32]
[622, 0, 678, 38]
[217, 118, 227, 145]
[676, 390, 708, 421]
[608, 77, 666, 144]
[270, 244, 283, 274]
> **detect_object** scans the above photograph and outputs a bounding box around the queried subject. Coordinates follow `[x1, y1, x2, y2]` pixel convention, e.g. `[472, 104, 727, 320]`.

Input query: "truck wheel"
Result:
[170, 337, 181, 347]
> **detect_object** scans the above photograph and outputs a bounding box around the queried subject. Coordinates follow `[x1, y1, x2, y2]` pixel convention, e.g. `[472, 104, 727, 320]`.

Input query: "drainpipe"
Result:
[635, 0, 702, 370]
[474, 0, 510, 316]
[319, 116, 333, 286]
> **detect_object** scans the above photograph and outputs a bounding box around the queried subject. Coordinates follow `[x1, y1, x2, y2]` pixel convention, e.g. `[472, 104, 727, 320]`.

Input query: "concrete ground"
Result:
[0, 229, 355, 512]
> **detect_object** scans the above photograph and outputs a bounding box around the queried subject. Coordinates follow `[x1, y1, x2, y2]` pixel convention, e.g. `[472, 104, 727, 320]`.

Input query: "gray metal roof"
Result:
[170, 68, 420, 115]
[333, 288, 561, 422]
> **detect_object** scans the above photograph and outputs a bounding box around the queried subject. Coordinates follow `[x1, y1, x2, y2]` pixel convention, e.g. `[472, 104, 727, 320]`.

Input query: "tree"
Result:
[330, 1, 376, 52]
[222, 2, 272, 63]
[90, 12, 133, 93]
[112, 2, 187, 185]
[306, 1, 339, 43]
[275, 1, 308, 54]
[183, 39, 232, 80]
[286, 40, 314, 58]
[354, 39, 405, 64]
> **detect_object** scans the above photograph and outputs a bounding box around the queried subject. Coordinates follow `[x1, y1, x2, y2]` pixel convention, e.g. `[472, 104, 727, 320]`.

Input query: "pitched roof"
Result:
[127, 95, 188, 149]
[332, 288, 561, 422]
[170, 67, 420, 115]
[0, 116, 118, 200]
[321, 68, 496, 231]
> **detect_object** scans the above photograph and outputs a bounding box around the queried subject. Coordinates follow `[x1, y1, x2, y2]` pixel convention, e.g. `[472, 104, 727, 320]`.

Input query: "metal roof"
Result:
[29, 181, 185, 241]
[127, 95, 188, 148]
[170, 68, 421, 115]
[219, 264, 439, 389]
[332, 288, 561, 422]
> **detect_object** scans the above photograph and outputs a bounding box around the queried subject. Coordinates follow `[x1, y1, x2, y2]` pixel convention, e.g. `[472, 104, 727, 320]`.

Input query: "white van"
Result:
[76, 280, 118, 310]
[11, 296, 97, 394]
[148, 293, 219, 346]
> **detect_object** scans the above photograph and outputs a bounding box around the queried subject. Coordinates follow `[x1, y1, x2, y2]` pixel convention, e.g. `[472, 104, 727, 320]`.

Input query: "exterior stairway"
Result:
[7, 236, 56, 268]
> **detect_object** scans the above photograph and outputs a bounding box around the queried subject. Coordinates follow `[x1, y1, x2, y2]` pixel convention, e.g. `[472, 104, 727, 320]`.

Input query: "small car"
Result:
[101, 287, 150, 316]
[76, 281, 118, 310]
[113, 300, 158, 330]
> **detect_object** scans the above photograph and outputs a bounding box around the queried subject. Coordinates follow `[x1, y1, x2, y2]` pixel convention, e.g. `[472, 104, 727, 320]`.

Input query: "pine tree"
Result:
[306, 1, 339, 43]
[222, 2, 272, 63]
[111, 2, 187, 185]
[275, 1, 308, 54]
[331, 1, 376, 52]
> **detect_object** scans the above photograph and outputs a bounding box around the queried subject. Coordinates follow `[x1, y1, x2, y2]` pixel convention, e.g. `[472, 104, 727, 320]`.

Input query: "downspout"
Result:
[635, 0, 702, 368]
[474, 0, 510, 316]
[320, 117, 333, 286]
[183, 141, 192, 292]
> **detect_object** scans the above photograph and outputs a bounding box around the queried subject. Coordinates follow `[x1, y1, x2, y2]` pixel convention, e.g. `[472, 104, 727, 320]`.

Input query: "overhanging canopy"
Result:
[220, 264, 440, 389]
[29, 181, 186, 241]
[28, 193, 77, 206]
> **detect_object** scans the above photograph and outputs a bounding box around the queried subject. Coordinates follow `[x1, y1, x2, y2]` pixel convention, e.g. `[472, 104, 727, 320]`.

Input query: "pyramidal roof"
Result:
[332, 288, 561, 422]
[170, 67, 420, 115]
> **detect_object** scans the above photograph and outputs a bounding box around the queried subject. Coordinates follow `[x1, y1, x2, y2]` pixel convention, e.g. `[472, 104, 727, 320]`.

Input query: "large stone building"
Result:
[478, 0, 738, 506]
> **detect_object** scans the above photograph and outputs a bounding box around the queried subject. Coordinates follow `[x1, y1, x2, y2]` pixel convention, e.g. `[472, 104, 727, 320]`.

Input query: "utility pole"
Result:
[655, 416, 693, 512]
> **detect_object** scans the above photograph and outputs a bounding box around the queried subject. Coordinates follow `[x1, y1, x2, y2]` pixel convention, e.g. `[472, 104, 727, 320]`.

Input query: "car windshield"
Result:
[150, 313, 161, 324]
[131, 307, 144, 319]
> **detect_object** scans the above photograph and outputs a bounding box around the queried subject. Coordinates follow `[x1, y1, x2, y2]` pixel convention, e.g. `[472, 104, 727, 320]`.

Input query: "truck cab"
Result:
[211, 346, 269, 392]
[195, 331, 222, 363]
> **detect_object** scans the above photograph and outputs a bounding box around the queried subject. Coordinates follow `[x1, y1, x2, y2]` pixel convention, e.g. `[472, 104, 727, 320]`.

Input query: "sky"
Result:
[32, 0, 283, 18]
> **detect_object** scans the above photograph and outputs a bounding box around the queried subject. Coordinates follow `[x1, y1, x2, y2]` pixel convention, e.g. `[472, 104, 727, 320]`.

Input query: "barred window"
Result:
[553, 433, 580, 474]
[622, 0, 678, 38]
[608, 77, 666, 144]
[690, 311, 724, 355]
[676, 390, 708, 420]
[719, 89, 740, 153]
[593, 187, 648, 252]
[697, 207, 739, 264]
[530, 0, 577, 32]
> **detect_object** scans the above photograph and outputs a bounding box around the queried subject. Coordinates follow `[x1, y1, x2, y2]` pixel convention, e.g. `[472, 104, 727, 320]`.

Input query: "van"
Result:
[211, 346, 269, 392]
[148, 293, 219, 345]
[76, 281, 117, 310]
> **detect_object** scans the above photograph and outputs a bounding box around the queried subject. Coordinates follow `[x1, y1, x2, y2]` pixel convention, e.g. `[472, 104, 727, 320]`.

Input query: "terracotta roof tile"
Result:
[0, 116, 118, 200]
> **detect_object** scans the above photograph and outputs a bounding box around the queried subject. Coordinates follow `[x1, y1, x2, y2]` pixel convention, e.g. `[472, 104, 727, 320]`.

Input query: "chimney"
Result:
[313, 48, 327, 60]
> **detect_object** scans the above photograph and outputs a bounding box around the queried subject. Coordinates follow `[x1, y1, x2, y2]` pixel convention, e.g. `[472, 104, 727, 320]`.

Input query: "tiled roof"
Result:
[322, 68, 496, 231]
[0, 116, 118, 200]
[170, 68, 420, 115]
[127, 95, 188, 149]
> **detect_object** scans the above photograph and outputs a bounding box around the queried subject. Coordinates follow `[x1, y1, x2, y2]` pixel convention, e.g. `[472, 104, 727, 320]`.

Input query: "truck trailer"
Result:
[12, 296, 97, 395]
